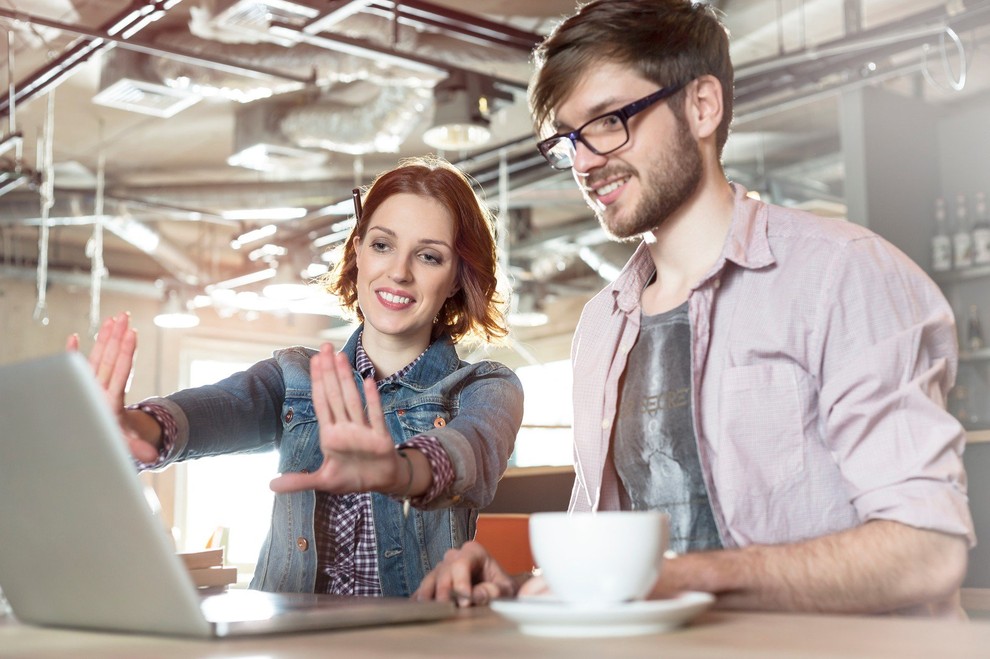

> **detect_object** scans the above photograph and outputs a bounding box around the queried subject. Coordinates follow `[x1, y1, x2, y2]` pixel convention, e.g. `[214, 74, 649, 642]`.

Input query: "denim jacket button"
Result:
[296, 537, 308, 551]
[284, 409, 294, 423]
[434, 416, 446, 428]
[396, 409, 405, 416]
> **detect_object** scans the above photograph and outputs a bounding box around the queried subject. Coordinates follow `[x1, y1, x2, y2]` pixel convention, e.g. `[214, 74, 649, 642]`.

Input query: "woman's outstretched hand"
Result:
[270, 344, 412, 496]
[67, 313, 160, 464]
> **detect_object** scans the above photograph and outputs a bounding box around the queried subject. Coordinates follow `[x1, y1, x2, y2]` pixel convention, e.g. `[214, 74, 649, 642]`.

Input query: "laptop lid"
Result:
[0, 352, 453, 638]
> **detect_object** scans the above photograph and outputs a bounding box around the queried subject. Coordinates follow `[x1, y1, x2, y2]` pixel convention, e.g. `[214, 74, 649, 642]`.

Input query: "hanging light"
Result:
[508, 291, 549, 328]
[154, 289, 200, 329]
[262, 259, 311, 301]
[422, 73, 495, 151]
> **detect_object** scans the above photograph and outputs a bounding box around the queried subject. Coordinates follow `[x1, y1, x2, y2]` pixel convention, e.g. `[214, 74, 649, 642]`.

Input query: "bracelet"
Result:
[396, 450, 414, 518]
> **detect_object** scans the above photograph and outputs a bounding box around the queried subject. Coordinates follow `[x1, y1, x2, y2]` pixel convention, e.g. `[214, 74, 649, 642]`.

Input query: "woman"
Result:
[72, 156, 524, 597]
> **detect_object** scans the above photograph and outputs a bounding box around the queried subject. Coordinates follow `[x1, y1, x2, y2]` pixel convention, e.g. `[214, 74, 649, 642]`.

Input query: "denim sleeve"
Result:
[418, 362, 523, 510]
[146, 357, 287, 463]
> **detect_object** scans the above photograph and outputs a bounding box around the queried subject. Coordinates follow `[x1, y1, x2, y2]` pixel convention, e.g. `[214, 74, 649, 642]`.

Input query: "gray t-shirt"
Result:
[613, 302, 722, 554]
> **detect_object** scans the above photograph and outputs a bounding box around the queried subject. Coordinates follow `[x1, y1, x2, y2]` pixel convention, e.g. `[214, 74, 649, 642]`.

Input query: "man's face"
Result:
[550, 63, 703, 241]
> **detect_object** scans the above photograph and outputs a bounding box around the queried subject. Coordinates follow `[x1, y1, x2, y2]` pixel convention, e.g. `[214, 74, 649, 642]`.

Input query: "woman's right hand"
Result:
[67, 313, 161, 463]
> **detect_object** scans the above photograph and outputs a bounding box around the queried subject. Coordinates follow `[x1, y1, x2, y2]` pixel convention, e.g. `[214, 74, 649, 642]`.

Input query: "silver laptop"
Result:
[0, 351, 454, 638]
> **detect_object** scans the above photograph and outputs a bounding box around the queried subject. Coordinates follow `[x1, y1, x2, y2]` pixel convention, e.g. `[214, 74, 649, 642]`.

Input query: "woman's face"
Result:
[354, 192, 460, 349]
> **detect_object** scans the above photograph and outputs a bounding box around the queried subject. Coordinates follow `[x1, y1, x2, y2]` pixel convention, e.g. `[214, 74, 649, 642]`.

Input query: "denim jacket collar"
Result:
[340, 326, 462, 392]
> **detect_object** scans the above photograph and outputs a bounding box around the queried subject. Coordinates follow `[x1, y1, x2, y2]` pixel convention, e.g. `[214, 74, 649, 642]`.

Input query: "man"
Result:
[415, 0, 974, 616]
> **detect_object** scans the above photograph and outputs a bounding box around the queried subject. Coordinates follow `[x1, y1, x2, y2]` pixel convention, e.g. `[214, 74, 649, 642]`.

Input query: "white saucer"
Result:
[490, 591, 714, 638]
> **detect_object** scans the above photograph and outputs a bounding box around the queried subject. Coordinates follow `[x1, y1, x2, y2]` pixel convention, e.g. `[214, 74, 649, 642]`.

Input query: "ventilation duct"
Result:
[280, 84, 432, 155]
[93, 47, 202, 117]
[229, 98, 329, 171]
[189, 0, 319, 45]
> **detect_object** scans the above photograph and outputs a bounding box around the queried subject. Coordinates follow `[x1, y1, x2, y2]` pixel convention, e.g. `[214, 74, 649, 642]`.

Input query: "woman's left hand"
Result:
[269, 343, 407, 496]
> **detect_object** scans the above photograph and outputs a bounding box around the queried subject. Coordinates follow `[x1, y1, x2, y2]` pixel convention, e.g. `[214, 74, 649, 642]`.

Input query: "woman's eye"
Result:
[420, 252, 442, 265]
[371, 241, 389, 252]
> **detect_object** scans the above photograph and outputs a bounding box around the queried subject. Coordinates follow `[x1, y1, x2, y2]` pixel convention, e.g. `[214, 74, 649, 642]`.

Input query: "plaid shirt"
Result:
[313, 335, 454, 596]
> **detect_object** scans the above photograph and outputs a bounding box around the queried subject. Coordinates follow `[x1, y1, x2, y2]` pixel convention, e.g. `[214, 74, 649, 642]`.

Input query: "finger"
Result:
[362, 376, 388, 439]
[66, 333, 79, 352]
[88, 316, 114, 372]
[412, 571, 439, 602]
[323, 350, 352, 424]
[444, 557, 482, 608]
[106, 327, 137, 400]
[336, 351, 367, 424]
[471, 582, 503, 606]
[269, 470, 323, 493]
[97, 313, 130, 384]
[310, 349, 335, 430]
[517, 575, 549, 597]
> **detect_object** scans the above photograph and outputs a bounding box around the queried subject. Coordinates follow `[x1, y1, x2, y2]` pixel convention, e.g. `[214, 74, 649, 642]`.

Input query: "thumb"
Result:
[269, 471, 319, 493]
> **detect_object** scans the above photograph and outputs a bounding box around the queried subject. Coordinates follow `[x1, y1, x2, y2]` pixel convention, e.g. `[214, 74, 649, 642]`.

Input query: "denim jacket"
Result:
[148, 327, 523, 596]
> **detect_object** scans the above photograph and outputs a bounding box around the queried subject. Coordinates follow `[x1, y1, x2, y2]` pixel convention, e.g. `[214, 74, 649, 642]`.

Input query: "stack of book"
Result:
[178, 548, 237, 591]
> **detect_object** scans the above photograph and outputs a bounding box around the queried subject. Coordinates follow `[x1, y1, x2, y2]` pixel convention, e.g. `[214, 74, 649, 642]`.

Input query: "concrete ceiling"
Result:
[2, 0, 990, 341]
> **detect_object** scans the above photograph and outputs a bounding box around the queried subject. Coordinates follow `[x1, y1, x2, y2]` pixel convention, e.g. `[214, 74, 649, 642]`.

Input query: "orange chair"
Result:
[474, 513, 534, 574]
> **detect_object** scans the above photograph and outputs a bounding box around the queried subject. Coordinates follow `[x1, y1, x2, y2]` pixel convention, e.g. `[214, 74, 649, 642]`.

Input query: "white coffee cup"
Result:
[528, 511, 669, 606]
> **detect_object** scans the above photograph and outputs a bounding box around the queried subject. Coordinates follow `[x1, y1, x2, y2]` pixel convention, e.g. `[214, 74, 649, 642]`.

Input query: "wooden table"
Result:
[3, 606, 990, 658]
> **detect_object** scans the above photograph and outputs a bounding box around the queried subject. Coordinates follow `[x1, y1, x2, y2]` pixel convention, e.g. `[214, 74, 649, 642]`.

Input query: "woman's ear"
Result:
[686, 75, 724, 141]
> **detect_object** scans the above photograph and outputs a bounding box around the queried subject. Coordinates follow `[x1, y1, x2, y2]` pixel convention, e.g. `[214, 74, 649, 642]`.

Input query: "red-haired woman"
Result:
[71, 156, 523, 598]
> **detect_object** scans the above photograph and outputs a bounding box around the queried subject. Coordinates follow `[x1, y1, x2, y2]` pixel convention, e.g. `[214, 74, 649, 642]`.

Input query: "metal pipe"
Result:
[0, 4, 313, 116]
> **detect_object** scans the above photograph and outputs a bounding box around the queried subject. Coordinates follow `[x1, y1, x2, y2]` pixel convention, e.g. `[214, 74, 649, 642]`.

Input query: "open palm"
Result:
[270, 344, 405, 495]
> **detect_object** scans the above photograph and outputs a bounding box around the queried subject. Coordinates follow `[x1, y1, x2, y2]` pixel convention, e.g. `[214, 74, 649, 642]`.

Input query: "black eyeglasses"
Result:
[536, 82, 687, 170]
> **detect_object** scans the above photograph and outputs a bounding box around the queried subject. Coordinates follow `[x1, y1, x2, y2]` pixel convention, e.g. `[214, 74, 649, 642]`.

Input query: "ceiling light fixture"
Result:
[508, 292, 549, 328]
[423, 73, 495, 151]
[230, 224, 277, 249]
[222, 207, 307, 222]
[262, 260, 311, 301]
[154, 290, 200, 329]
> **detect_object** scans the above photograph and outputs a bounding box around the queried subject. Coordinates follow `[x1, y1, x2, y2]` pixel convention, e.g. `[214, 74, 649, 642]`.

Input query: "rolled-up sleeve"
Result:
[417, 362, 523, 510]
[817, 235, 975, 546]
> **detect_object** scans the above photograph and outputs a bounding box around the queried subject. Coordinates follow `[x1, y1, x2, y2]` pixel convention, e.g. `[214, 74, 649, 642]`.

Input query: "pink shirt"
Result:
[569, 185, 974, 611]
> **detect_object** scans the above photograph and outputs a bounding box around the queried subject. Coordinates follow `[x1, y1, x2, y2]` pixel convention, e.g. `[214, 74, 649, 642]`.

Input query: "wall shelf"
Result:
[960, 348, 990, 363]
[933, 263, 990, 285]
[969, 430, 990, 444]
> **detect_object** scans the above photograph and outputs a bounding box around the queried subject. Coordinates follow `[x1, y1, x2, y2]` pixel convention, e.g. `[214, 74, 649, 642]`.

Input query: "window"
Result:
[511, 359, 574, 467]
[172, 342, 280, 584]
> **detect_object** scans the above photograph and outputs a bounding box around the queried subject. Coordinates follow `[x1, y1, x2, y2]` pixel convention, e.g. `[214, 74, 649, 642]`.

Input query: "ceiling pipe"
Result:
[734, 0, 990, 105]
[0, 1, 186, 117]
[364, 1, 542, 52]
[0, 3, 314, 117]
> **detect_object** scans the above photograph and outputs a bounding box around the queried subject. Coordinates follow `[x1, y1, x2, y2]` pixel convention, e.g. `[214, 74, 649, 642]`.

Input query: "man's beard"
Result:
[591, 116, 703, 242]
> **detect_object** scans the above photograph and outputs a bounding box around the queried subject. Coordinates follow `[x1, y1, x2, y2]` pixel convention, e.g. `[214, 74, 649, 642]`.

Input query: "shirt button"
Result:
[620, 342, 632, 355]
[296, 537, 309, 551]
[713, 278, 721, 289]
[284, 409, 293, 423]
[601, 418, 611, 430]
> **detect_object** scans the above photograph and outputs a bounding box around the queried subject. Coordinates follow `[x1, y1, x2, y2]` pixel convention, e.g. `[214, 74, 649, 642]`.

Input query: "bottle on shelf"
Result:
[972, 191, 990, 266]
[931, 196, 953, 272]
[968, 304, 985, 352]
[953, 192, 974, 269]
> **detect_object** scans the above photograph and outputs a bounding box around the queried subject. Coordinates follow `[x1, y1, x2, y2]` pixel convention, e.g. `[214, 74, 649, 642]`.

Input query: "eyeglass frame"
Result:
[536, 81, 689, 170]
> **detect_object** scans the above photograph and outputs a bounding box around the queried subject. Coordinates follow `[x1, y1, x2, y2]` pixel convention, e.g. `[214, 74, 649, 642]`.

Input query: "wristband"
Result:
[396, 449, 414, 518]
